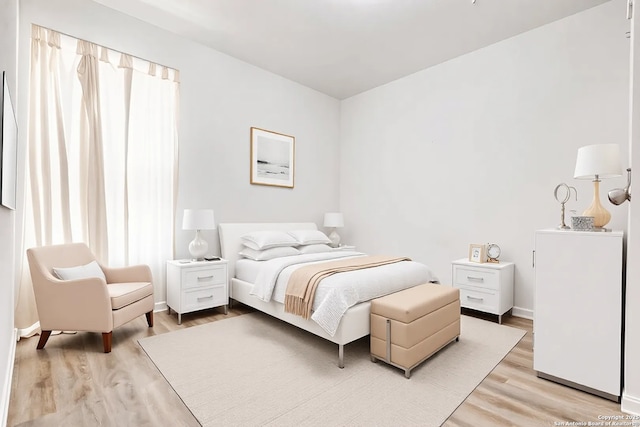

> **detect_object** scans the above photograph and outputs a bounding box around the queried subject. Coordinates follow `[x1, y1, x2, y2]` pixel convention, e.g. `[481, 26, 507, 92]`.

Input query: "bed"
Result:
[218, 222, 436, 368]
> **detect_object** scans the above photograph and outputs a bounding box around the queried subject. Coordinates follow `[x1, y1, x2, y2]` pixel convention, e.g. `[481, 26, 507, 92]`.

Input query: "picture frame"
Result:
[250, 127, 295, 188]
[468, 244, 486, 263]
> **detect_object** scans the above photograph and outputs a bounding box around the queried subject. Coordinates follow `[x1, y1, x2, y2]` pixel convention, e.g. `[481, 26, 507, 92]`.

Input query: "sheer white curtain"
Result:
[15, 25, 179, 335]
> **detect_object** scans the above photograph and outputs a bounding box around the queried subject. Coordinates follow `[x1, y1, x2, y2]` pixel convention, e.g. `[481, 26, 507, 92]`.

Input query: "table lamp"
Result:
[182, 209, 215, 260]
[324, 212, 344, 247]
[573, 144, 622, 231]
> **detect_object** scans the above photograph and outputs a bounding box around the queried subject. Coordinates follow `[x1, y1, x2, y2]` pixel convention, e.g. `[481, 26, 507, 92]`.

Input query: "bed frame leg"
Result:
[338, 344, 344, 369]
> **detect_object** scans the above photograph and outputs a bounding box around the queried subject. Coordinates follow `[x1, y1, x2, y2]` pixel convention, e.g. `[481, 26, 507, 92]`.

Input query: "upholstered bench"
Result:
[370, 283, 461, 378]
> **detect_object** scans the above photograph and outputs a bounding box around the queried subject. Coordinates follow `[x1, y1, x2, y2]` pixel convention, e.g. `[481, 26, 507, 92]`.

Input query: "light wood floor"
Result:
[8, 306, 626, 426]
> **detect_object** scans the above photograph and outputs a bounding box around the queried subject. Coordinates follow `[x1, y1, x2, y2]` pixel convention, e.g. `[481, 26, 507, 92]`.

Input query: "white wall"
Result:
[624, 0, 640, 415]
[340, 0, 630, 317]
[0, 0, 18, 422]
[18, 0, 341, 306]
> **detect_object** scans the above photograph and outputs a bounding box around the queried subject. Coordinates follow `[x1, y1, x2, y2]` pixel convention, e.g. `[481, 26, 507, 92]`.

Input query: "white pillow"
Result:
[241, 231, 298, 250]
[287, 229, 332, 245]
[239, 246, 301, 261]
[298, 244, 334, 254]
[53, 260, 106, 281]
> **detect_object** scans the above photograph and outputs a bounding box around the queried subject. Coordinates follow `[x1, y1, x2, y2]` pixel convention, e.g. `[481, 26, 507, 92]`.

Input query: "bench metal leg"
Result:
[386, 319, 391, 362]
[338, 344, 344, 368]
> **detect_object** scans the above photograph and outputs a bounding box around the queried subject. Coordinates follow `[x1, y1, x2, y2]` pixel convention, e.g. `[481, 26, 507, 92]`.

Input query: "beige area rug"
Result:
[139, 312, 525, 427]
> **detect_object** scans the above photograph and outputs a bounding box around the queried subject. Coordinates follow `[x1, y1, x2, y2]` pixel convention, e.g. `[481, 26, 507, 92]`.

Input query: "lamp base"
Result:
[583, 180, 611, 229]
[189, 230, 209, 261]
[328, 229, 341, 248]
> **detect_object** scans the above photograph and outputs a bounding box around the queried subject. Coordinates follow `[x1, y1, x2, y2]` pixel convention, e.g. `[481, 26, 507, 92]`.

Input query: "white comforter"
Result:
[249, 251, 436, 336]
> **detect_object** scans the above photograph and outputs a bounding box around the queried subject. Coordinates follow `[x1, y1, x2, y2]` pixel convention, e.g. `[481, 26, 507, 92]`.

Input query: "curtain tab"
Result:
[76, 40, 99, 57]
[31, 24, 43, 41]
[100, 47, 110, 63]
[47, 30, 61, 49]
[148, 63, 157, 76]
[161, 67, 169, 80]
[118, 54, 133, 70]
[173, 70, 180, 83]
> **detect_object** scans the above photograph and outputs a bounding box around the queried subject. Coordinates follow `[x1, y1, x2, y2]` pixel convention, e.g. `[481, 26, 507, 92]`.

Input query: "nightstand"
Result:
[451, 258, 514, 324]
[166, 259, 228, 324]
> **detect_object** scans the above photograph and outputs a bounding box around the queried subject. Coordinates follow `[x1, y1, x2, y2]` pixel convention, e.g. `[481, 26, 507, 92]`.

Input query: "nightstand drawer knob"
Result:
[467, 295, 484, 301]
[198, 275, 214, 280]
[197, 295, 214, 301]
[467, 276, 484, 282]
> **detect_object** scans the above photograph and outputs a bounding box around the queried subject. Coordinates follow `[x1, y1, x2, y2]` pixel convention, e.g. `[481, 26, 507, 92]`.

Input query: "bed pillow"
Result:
[298, 244, 334, 254]
[239, 246, 301, 261]
[53, 260, 107, 281]
[287, 229, 332, 245]
[241, 230, 299, 250]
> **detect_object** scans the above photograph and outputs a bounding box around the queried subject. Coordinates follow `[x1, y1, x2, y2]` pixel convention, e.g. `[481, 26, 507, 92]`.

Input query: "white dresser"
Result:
[533, 229, 623, 401]
[451, 258, 514, 324]
[166, 259, 229, 324]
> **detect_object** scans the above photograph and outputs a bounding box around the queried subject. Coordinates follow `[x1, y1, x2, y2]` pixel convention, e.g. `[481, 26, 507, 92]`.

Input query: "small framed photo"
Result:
[250, 127, 295, 188]
[468, 244, 487, 263]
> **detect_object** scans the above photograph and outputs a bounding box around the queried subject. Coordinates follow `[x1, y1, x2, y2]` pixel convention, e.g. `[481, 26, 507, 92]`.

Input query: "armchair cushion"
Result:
[53, 260, 106, 282]
[108, 282, 153, 310]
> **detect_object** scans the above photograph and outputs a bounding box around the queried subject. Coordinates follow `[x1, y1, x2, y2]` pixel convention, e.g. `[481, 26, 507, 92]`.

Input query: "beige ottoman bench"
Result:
[370, 283, 461, 378]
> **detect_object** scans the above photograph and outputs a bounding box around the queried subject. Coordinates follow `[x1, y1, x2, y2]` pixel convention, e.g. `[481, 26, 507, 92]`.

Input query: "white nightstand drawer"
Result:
[453, 266, 499, 290]
[458, 287, 499, 314]
[183, 266, 226, 289]
[183, 285, 227, 311]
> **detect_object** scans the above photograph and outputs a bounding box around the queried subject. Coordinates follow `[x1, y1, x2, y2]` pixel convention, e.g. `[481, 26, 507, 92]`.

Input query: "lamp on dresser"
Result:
[323, 212, 344, 247]
[182, 209, 215, 260]
[573, 144, 622, 231]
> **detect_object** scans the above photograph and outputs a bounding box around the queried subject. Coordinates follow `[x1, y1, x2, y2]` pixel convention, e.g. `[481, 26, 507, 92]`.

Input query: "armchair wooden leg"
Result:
[145, 311, 154, 327]
[36, 330, 52, 349]
[102, 332, 112, 353]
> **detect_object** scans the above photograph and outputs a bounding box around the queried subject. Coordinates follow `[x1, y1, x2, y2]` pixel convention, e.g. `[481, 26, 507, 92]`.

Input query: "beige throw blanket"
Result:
[284, 255, 411, 319]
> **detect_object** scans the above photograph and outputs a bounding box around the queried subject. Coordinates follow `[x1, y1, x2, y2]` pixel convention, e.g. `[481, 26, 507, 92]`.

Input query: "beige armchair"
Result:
[26, 243, 154, 353]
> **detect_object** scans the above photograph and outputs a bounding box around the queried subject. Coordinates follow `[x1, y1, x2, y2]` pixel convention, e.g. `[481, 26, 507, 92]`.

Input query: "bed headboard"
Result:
[218, 222, 318, 279]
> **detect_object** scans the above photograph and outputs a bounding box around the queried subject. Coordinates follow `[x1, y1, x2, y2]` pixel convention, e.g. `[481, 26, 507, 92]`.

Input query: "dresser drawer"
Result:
[458, 287, 500, 314]
[183, 266, 226, 289]
[183, 285, 227, 311]
[453, 266, 499, 290]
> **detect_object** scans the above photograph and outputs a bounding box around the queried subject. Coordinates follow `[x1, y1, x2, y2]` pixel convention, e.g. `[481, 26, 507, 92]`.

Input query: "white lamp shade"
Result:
[574, 144, 622, 180]
[182, 209, 216, 230]
[323, 212, 344, 228]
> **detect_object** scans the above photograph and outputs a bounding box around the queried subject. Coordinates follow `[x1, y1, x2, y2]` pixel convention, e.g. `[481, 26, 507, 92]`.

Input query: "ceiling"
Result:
[94, 0, 612, 99]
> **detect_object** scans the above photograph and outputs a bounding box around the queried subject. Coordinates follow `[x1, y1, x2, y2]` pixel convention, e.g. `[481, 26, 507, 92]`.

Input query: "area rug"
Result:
[139, 312, 525, 427]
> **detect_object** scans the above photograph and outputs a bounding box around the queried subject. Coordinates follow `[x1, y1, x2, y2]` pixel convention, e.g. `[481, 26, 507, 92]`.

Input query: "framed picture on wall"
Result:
[468, 244, 486, 263]
[250, 127, 295, 188]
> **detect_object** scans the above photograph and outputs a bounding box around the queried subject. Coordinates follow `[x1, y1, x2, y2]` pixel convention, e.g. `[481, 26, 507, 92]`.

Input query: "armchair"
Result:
[26, 243, 154, 353]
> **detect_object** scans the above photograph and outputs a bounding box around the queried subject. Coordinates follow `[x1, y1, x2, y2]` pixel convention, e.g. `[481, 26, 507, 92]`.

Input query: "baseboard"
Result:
[1, 328, 17, 427]
[512, 306, 533, 320]
[17, 321, 40, 339]
[154, 301, 168, 312]
[622, 392, 640, 415]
